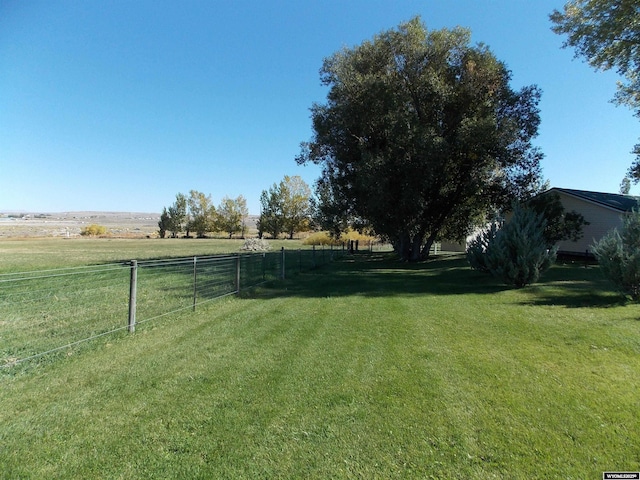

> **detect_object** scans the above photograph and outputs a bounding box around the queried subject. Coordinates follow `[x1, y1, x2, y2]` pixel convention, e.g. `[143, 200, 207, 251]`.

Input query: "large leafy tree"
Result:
[297, 17, 544, 261]
[550, 0, 640, 179]
[281, 175, 312, 239]
[258, 175, 312, 239]
[216, 195, 248, 239]
[593, 208, 640, 300]
[258, 185, 285, 239]
[186, 190, 215, 238]
[310, 178, 353, 239]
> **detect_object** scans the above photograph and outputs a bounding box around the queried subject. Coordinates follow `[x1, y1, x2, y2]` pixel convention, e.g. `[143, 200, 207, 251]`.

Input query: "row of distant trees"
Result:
[158, 191, 248, 239]
[158, 175, 314, 239]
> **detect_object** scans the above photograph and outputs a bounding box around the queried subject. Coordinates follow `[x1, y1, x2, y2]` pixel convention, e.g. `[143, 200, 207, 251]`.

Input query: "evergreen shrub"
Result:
[592, 208, 640, 301]
[467, 206, 556, 288]
[467, 222, 500, 273]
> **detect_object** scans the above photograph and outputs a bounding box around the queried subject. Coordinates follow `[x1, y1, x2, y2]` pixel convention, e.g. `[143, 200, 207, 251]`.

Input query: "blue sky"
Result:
[1, 0, 638, 214]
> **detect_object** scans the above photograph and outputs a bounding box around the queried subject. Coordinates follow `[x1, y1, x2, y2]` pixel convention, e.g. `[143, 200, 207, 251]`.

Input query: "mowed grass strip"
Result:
[1, 254, 639, 478]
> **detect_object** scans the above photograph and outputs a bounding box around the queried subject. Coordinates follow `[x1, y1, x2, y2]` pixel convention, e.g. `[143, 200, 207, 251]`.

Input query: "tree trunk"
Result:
[409, 236, 423, 262]
[393, 232, 411, 261]
[394, 231, 426, 262]
[420, 233, 437, 260]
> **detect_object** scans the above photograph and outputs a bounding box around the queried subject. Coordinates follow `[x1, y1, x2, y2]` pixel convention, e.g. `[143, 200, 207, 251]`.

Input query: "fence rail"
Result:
[0, 246, 342, 368]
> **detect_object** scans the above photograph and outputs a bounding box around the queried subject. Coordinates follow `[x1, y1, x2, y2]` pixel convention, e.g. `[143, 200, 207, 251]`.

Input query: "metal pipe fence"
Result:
[0, 247, 341, 368]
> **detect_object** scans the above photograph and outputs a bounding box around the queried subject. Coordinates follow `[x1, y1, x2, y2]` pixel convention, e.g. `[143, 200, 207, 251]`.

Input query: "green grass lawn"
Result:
[1, 253, 639, 478]
[0, 237, 325, 272]
[0, 238, 340, 367]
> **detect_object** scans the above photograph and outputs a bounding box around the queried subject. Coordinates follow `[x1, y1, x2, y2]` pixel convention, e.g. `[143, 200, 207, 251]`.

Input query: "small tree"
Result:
[158, 193, 187, 238]
[592, 208, 640, 301]
[167, 193, 187, 238]
[487, 206, 556, 288]
[466, 221, 500, 273]
[216, 195, 248, 239]
[258, 188, 285, 239]
[527, 192, 588, 248]
[158, 208, 170, 238]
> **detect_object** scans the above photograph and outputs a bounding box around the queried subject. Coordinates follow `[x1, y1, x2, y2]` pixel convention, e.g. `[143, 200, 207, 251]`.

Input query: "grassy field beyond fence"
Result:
[0, 239, 344, 367]
[1, 248, 639, 478]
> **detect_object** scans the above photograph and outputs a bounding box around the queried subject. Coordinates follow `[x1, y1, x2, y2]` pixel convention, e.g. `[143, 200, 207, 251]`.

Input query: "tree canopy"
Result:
[158, 193, 187, 238]
[258, 175, 312, 239]
[551, 0, 640, 113]
[217, 195, 248, 239]
[527, 192, 588, 247]
[186, 190, 216, 238]
[159, 192, 249, 239]
[550, 0, 640, 179]
[297, 17, 544, 261]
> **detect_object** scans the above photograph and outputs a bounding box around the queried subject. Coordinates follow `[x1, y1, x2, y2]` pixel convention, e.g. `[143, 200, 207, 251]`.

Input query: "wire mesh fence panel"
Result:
[135, 258, 197, 323]
[240, 252, 285, 288]
[193, 256, 237, 305]
[283, 246, 337, 278]
[0, 264, 130, 366]
[134, 255, 245, 321]
[0, 247, 344, 368]
[259, 251, 282, 281]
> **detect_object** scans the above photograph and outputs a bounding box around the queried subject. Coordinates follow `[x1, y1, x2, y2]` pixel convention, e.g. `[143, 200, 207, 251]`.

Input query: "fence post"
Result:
[312, 245, 316, 268]
[281, 247, 286, 280]
[128, 260, 137, 333]
[192, 256, 198, 311]
[236, 254, 241, 294]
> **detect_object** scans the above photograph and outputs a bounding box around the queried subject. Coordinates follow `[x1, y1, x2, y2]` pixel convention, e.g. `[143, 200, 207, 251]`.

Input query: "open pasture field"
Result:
[0, 211, 162, 239]
[0, 237, 336, 367]
[0, 236, 310, 272]
[1, 252, 639, 478]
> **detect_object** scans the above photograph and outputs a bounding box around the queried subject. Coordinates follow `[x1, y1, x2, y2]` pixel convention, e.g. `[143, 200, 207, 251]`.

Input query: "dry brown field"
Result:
[0, 211, 161, 238]
[0, 211, 261, 239]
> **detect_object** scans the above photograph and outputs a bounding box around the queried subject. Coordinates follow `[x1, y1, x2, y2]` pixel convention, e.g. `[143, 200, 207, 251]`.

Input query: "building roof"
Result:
[550, 187, 640, 212]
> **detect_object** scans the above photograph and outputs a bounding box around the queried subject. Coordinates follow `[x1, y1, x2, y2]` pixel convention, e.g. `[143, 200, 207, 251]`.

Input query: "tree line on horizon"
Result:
[157, 175, 314, 240]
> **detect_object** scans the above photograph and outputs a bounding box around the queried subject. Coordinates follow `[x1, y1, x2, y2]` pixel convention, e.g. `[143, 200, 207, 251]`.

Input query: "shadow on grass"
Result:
[261, 253, 507, 299]
[519, 263, 628, 309]
[252, 253, 629, 309]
